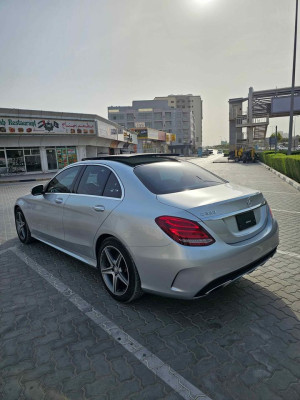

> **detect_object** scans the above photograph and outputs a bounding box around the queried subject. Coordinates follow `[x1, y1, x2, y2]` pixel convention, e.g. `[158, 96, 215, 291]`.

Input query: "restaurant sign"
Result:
[0, 117, 96, 135]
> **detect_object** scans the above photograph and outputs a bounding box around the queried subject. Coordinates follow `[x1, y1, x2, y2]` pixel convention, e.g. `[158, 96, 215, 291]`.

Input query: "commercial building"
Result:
[0, 108, 137, 174]
[154, 94, 203, 150]
[108, 94, 202, 155]
[129, 127, 168, 153]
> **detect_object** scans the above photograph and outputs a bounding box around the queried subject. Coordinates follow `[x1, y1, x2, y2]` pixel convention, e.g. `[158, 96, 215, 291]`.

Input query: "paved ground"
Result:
[0, 156, 299, 400]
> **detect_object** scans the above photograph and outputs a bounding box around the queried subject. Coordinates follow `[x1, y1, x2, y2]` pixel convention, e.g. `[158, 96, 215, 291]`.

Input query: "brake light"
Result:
[155, 216, 215, 246]
[269, 205, 273, 218]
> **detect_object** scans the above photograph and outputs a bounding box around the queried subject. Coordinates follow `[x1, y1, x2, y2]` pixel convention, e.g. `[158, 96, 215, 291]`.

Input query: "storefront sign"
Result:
[158, 131, 166, 141]
[166, 133, 176, 143]
[135, 122, 145, 128]
[0, 117, 96, 135]
[137, 129, 149, 139]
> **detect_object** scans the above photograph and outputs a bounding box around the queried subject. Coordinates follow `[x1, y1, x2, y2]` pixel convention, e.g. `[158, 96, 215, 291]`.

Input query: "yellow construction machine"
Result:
[228, 146, 257, 163]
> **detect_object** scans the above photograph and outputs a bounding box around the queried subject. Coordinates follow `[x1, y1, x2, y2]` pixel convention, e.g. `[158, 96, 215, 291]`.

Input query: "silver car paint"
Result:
[15, 160, 279, 299]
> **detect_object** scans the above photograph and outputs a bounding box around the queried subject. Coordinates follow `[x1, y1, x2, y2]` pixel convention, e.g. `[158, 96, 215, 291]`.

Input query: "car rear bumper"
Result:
[129, 215, 279, 299]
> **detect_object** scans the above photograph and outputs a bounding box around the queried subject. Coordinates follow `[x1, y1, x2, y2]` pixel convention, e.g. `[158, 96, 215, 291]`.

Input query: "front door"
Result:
[29, 165, 82, 248]
[63, 165, 123, 260]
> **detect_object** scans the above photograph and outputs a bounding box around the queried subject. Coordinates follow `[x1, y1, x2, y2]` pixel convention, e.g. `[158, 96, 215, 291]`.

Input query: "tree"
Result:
[270, 132, 283, 142]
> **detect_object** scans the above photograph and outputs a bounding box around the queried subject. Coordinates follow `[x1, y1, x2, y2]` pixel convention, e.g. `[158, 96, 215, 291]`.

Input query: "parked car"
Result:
[15, 154, 279, 302]
[217, 149, 223, 154]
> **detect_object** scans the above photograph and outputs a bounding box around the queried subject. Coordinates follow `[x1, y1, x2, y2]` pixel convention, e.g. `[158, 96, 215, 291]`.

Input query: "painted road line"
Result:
[262, 191, 299, 195]
[277, 250, 300, 259]
[272, 209, 300, 214]
[8, 247, 210, 400]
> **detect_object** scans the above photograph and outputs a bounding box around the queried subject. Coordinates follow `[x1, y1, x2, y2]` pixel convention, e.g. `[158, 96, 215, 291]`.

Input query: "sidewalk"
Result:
[0, 172, 55, 184]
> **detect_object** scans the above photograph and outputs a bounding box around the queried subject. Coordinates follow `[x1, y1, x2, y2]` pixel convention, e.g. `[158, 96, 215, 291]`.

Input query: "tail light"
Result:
[269, 205, 273, 218]
[155, 216, 215, 246]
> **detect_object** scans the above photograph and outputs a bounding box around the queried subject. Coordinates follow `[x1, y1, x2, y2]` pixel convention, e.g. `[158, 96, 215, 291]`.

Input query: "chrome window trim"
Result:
[66, 193, 123, 201]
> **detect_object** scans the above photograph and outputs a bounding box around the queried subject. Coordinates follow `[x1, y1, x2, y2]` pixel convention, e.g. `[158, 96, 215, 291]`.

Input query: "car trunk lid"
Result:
[156, 183, 268, 244]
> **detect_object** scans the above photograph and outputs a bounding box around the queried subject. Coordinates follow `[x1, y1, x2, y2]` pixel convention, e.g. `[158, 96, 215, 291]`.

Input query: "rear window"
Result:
[134, 161, 226, 195]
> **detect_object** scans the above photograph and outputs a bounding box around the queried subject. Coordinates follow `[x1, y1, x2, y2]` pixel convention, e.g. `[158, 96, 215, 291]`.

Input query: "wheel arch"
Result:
[95, 233, 136, 268]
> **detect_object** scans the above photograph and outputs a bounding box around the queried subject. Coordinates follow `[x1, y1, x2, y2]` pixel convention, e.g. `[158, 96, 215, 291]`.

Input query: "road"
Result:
[0, 156, 299, 400]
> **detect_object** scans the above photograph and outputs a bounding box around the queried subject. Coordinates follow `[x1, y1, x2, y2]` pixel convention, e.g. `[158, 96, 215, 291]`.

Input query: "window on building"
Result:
[138, 113, 152, 121]
[6, 149, 26, 173]
[154, 112, 162, 120]
[46, 149, 58, 170]
[0, 149, 6, 167]
[165, 112, 171, 119]
[145, 121, 152, 128]
[56, 147, 77, 169]
[127, 114, 134, 121]
[24, 148, 42, 172]
[111, 114, 125, 121]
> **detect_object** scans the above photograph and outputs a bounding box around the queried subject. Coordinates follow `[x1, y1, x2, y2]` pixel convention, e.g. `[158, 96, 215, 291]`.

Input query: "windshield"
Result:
[134, 161, 226, 195]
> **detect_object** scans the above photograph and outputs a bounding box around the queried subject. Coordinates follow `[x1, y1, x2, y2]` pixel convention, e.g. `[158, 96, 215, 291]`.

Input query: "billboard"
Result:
[0, 117, 96, 135]
[271, 96, 300, 115]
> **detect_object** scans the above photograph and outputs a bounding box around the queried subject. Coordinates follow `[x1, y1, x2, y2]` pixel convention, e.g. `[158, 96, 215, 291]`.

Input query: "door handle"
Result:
[55, 197, 63, 204]
[93, 205, 105, 212]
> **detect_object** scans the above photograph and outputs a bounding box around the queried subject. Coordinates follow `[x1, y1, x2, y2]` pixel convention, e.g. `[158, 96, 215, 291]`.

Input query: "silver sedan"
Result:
[15, 154, 279, 302]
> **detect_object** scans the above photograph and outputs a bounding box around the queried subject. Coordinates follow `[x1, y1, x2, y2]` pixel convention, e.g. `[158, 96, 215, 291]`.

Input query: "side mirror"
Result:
[31, 184, 44, 196]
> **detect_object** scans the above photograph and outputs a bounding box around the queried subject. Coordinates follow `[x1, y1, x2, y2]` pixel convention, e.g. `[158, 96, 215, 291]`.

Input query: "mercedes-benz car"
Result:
[15, 154, 279, 302]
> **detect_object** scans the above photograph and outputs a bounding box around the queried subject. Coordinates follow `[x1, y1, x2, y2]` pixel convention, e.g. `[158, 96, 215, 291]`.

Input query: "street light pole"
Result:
[288, 0, 298, 155]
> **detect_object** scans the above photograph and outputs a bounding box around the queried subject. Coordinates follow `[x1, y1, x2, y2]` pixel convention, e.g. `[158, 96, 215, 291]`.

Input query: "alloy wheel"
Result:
[16, 211, 26, 241]
[100, 245, 129, 296]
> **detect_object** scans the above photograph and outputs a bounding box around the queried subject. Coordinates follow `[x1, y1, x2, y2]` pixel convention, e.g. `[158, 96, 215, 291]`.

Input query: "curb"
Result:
[258, 162, 300, 192]
[0, 177, 51, 184]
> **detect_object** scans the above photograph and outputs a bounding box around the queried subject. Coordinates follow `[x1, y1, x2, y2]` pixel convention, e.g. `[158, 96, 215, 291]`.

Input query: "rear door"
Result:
[62, 164, 123, 259]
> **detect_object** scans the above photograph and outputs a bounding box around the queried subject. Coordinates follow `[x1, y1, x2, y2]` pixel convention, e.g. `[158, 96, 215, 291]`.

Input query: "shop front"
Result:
[0, 108, 137, 175]
[130, 127, 167, 153]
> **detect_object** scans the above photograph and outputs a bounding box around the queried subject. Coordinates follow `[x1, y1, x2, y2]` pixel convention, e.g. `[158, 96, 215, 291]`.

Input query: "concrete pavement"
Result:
[0, 157, 299, 400]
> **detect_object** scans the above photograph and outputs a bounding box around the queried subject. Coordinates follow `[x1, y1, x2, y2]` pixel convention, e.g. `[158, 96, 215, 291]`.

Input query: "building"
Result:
[154, 94, 203, 150]
[129, 127, 168, 153]
[108, 95, 202, 155]
[0, 108, 137, 174]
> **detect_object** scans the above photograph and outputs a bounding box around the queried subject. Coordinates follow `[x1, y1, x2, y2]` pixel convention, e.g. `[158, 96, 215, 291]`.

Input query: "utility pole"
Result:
[275, 126, 278, 153]
[288, 0, 298, 155]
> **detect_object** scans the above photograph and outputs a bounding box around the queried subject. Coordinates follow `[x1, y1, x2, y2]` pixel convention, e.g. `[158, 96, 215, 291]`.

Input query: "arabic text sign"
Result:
[0, 117, 96, 135]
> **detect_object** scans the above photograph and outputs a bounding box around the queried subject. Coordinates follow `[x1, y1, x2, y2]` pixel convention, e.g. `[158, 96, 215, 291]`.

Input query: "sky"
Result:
[0, 0, 299, 145]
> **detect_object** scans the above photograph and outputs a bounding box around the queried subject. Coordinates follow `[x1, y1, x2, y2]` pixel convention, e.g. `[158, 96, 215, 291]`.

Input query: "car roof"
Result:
[81, 153, 181, 167]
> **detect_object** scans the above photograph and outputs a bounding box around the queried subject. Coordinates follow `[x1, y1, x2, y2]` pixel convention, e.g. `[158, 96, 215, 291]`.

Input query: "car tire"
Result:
[15, 208, 35, 244]
[98, 237, 143, 303]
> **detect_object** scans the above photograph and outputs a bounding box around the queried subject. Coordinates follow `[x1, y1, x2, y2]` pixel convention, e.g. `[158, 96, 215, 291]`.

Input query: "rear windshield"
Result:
[134, 161, 226, 195]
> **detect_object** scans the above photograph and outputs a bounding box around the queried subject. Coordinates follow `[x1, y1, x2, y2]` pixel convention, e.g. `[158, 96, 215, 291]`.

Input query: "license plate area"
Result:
[236, 210, 256, 231]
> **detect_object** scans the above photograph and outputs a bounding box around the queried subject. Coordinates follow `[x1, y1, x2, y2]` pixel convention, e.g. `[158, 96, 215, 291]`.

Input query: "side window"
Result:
[46, 166, 81, 193]
[77, 166, 111, 196]
[103, 172, 122, 198]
